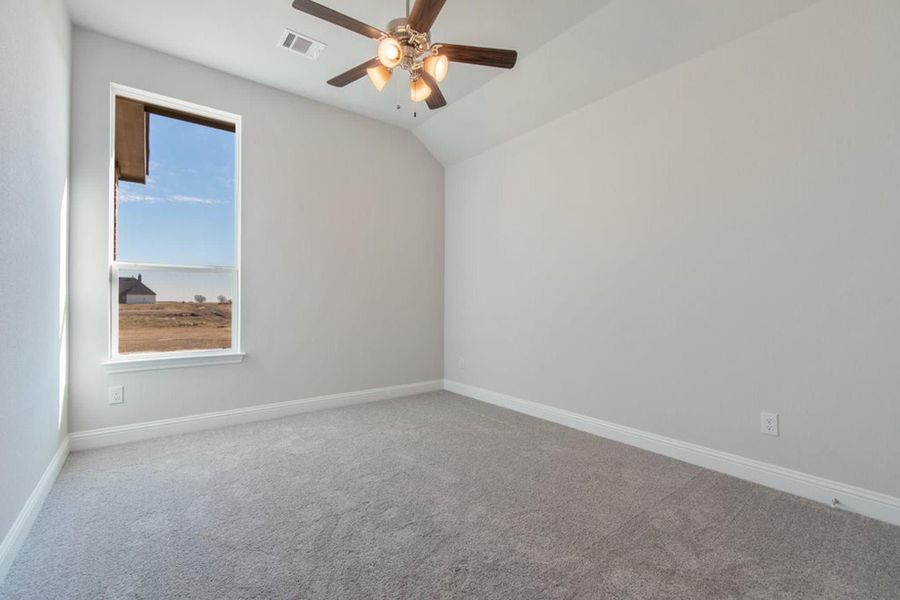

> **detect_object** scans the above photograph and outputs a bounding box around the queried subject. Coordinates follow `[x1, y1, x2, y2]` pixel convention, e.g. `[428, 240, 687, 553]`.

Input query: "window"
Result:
[107, 85, 242, 370]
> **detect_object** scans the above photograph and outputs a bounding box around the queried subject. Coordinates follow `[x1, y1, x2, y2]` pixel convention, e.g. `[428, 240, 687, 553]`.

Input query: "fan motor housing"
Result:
[386, 16, 431, 59]
[387, 17, 409, 38]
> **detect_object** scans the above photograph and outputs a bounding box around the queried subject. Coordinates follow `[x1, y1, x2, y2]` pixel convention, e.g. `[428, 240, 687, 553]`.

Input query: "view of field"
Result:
[119, 302, 231, 354]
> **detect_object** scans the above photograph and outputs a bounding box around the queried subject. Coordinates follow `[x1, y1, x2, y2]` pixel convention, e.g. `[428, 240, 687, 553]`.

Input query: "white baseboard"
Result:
[444, 380, 900, 527]
[0, 436, 70, 584]
[70, 379, 443, 451]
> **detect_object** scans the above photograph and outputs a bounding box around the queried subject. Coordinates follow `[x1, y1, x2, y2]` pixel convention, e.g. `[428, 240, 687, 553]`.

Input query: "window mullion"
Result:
[113, 261, 236, 274]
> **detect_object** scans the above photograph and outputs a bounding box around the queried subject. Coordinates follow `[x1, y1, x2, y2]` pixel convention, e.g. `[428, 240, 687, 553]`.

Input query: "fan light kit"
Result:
[292, 0, 518, 110]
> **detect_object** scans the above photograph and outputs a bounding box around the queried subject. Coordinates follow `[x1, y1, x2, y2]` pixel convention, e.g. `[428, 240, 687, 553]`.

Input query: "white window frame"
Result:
[105, 83, 243, 373]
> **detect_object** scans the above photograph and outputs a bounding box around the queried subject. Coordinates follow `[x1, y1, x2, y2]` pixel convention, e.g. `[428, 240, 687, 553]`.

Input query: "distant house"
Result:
[119, 274, 157, 304]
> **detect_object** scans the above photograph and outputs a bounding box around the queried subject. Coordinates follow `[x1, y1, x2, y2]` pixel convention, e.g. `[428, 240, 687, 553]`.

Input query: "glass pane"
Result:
[117, 113, 235, 266]
[118, 269, 234, 354]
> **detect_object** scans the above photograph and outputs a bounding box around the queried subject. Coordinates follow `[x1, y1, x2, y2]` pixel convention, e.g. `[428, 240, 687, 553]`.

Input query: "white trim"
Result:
[70, 380, 443, 451]
[104, 351, 245, 374]
[107, 84, 116, 358]
[443, 380, 900, 527]
[0, 437, 70, 584]
[114, 262, 236, 273]
[107, 83, 242, 364]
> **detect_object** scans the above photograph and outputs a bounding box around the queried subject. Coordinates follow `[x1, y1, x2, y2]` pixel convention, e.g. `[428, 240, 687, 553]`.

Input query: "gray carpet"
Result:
[2, 391, 899, 599]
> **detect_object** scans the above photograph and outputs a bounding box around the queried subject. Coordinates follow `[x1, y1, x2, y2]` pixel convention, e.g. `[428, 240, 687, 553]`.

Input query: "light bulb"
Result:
[366, 64, 392, 91]
[424, 54, 449, 83]
[410, 77, 432, 102]
[377, 37, 403, 69]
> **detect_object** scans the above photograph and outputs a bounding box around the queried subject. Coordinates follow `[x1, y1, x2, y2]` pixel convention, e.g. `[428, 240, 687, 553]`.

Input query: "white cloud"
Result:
[118, 193, 160, 204]
[172, 195, 228, 205]
[119, 192, 228, 205]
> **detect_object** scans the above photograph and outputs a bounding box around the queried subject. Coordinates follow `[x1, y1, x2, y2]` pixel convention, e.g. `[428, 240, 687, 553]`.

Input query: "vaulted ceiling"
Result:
[65, 0, 605, 130]
[66, 0, 820, 164]
[414, 0, 820, 164]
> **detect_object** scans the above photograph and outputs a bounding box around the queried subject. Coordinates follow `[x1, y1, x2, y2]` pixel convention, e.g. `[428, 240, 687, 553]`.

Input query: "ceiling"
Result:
[67, 0, 822, 164]
[65, 0, 606, 130]
[414, 0, 821, 164]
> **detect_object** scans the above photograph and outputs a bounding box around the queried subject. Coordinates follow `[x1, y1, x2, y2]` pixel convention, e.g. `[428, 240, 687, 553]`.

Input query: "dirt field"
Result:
[119, 301, 231, 354]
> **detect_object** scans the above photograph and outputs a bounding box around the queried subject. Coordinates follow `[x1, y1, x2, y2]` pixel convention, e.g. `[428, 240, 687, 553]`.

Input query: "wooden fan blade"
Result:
[292, 0, 385, 39]
[328, 58, 381, 87]
[420, 72, 447, 110]
[408, 0, 447, 33]
[437, 44, 517, 69]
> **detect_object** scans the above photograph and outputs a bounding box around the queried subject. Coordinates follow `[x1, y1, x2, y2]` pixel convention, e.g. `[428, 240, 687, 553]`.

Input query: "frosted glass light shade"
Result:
[377, 37, 403, 68]
[366, 64, 392, 91]
[424, 54, 449, 82]
[410, 77, 432, 102]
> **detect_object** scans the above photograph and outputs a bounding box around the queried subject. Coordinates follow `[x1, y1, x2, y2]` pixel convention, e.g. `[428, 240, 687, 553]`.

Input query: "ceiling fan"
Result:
[292, 0, 518, 109]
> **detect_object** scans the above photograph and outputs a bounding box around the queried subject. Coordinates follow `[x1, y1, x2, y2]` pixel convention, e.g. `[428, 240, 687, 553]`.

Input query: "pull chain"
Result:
[403, 0, 415, 118]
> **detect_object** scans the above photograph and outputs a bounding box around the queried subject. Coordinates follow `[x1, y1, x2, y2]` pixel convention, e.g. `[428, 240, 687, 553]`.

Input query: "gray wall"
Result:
[0, 0, 71, 545]
[444, 0, 900, 497]
[69, 29, 444, 432]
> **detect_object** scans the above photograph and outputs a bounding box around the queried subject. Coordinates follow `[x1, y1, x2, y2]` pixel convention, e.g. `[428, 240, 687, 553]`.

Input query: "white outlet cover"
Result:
[108, 385, 124, 405]
[458, 357, 466, 370]
[760, 412, 779, 436]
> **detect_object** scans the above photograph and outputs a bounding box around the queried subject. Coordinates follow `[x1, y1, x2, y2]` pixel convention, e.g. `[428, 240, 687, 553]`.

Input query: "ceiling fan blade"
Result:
[408, 0, 447, 33]
[437, 44, 517, 69]
[327, 58, 381, 87]
[292, 0, 385, 39]
[420, 71, 447, 110]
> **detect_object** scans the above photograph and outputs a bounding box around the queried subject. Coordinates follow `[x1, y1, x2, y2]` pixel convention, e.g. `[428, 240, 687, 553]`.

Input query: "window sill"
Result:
[104, 351, 245, 374]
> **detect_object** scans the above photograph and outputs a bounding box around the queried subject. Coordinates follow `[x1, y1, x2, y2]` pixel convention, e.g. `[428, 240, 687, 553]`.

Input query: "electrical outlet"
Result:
[108, 385, 124, 405]
[760, 412, 779, 436]
[458, 357, 465, 370]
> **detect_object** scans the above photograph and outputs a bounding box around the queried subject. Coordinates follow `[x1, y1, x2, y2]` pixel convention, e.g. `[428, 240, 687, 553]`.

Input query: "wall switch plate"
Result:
[760, 412, 779, 436]
[109, 385, 124, 405]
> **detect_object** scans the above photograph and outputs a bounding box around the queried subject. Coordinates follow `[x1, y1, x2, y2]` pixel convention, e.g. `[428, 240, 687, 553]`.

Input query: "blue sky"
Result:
[119, 269, 232, 305]
[118, 114, 235, 301]
[119, 114, 235, 266]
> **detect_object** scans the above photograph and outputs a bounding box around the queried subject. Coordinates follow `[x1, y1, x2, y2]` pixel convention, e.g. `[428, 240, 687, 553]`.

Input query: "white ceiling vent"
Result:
[278, 29, 326, 60]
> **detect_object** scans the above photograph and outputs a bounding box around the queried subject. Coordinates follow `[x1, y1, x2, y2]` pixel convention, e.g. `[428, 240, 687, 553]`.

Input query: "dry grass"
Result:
[119, 301, 231, 354]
